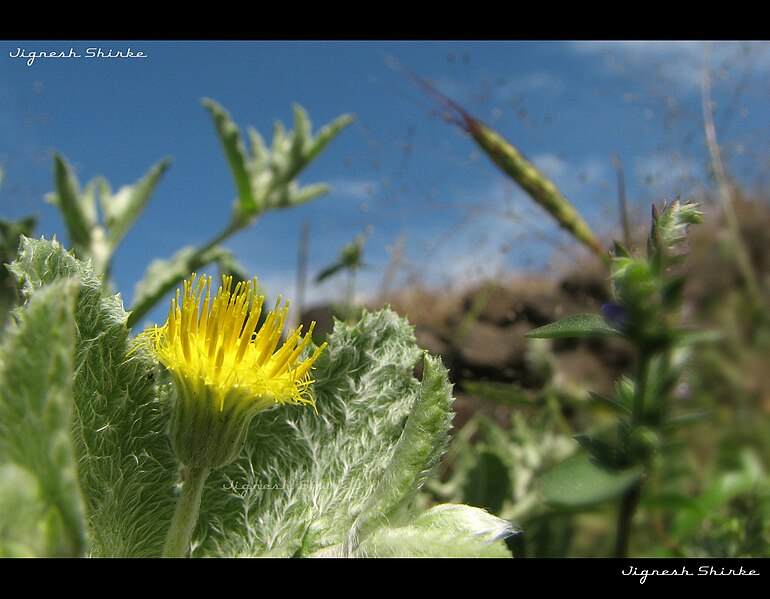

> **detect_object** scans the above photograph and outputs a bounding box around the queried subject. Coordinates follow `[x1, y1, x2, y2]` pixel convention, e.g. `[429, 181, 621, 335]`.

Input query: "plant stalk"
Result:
[614, 480, 643, 558]
[163, 465, 211, 557]
[701, 55, 764, 320]
[127, 219, 244, 328]
[614, 348, 651, 558]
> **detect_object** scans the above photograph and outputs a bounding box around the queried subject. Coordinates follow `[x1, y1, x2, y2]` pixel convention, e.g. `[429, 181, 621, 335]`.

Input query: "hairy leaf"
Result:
[353, 504, 514, 558]
[102, 158, 171, 252]
[48, 154, 93, 249]
[203, 98, 258, 217]
[346, 353, 454, 546]
[195, 309, 420, 556]
[9, 237, 177, 557]
[0, 277, 84, 556]
[0, 215, 36, 328]
[195, 309, 459, 557]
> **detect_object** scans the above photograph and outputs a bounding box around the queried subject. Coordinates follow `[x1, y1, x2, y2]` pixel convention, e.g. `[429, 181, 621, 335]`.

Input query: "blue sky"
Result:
[2, 40, 769, 326]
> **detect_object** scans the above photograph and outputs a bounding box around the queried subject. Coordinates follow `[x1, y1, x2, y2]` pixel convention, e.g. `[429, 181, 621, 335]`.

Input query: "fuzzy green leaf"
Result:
[194, 309, 456, 557]
[0, 463, 50, 556]
[48, 155, 93, 249]
[203, 98, 258, 217]
[282, 182, 330, 208]
[10, 237, 177, 557]
[102, 158, 171, 252]
[539, 454, 643, 508]
[0, 215, 36, 328]
[346, 353, 454, 545]
[304, 113, 355, 165]
[525, 313, 619, 339]
[352, 504, 514, 558]
[0, 276, 84, 556]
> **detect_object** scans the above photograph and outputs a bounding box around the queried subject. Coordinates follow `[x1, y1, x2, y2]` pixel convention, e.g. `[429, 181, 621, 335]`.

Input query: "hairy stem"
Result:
[163, 465, 211, 558]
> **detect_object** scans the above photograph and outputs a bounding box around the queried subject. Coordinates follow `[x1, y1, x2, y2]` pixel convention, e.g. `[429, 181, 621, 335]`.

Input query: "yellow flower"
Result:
[140, 273, 326, 470]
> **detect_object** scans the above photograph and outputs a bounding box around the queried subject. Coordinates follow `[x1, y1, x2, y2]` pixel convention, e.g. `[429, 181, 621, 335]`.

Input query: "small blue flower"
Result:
[601, 303, 628, 328]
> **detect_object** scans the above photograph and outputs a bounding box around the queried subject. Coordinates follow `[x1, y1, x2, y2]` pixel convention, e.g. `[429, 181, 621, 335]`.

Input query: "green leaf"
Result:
[0, 215, 36, 328]
[102, 158, 171, 251]
[525, 313, 619, 339]
[246, 127, 268, 172]
[284, 182, 330, 207]
[289, 104, 311, 167]
[612, 240, 631, 259]
[615, 376, 635, 411]
[305, 113, 355, 166]
[459, 448, 512, 514]
[346, 353, 454, 544]
[0, 463, 49, 556]
[664, 411, 712, 429]
[10, 237, 177, 557]
[670, 454, 763, 542]
[315, 261, 346, 283]
[128, 244, 234, 329]
[203, 98, 258, 217]
[48, 154, 93, 249]
[588, 390, 631, 416]
[574, 434, 621, 469]
[352, 504, 514, 558]
[195, 309, 456, 557]
[464, 381, 533, 407]
[539, 455, 643, 508]
[0, 276, 84, 556]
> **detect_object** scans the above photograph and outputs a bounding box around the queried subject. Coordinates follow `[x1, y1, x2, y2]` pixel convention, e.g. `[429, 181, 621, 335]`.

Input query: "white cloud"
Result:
[495, 72, 565, 99]
[571, 41, 770, 94]
[327, 177, 377, 201]
[632, 152, 706, 198]
[531, 152, 567, 178]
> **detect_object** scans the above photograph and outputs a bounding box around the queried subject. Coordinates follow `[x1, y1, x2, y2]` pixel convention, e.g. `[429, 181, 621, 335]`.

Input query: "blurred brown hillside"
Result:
[301, 195, 770, 449]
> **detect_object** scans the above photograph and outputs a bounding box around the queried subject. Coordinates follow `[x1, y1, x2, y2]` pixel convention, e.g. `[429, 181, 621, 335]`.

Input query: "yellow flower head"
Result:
[140, 273, 326, 469]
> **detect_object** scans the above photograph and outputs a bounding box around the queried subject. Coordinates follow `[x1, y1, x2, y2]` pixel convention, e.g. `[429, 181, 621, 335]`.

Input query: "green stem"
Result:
[614, 348, 651, 558]
[197, 218, 243, 258]
[614, 480, 642, 558]
[127, 218, 245, 328]
[346, 268, 357, 323]
[163, 465, 211, 558]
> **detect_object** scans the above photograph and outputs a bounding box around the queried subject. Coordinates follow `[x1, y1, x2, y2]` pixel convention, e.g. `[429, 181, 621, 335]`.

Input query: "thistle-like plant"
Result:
[136, 274, 326, 556]
[0, 237, 514, 558]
